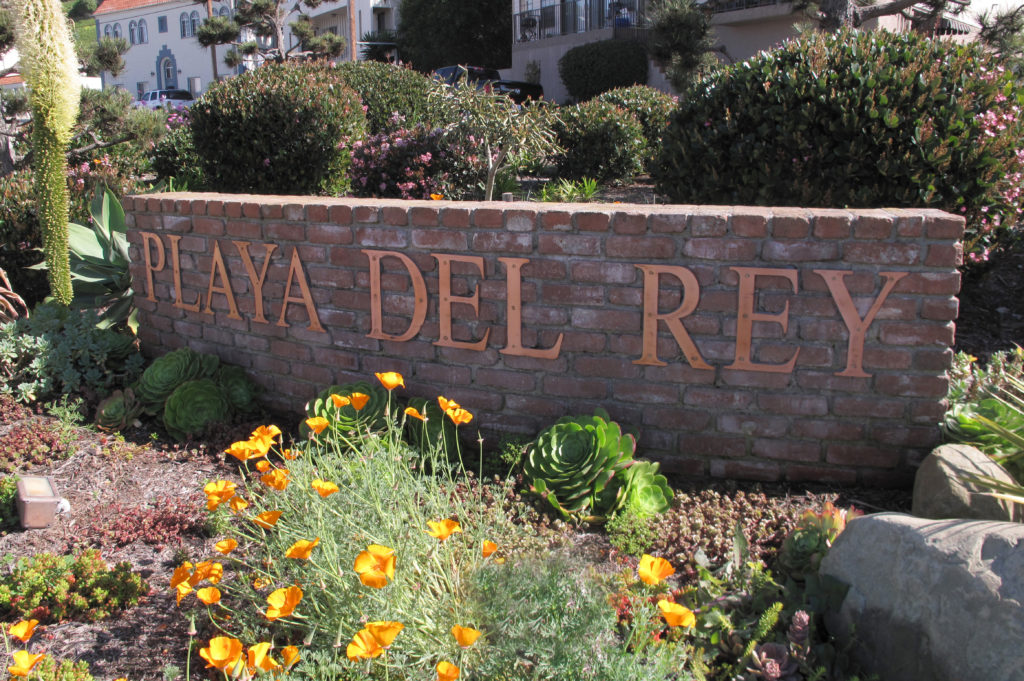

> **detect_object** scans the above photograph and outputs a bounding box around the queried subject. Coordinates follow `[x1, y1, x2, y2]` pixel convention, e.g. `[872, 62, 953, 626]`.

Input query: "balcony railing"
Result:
[514, 0, 649, 43]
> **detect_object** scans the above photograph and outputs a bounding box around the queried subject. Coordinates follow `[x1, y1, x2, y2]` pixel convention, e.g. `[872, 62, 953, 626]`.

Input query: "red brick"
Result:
[813, 214, 851, 239]
[852, 216, 894, 239]
[757, 394, 828, 416]
[752, 439, 821, 462]
[870, 425, 941, 447]
[772, 216, 810, 238]
[194, 217, 225, 236]
[925, 243, 963, 268]
[542, 375, 607, 398]
[894, 215, 923, 237]
[683, 434, 748, 457]
[472, 232, 533, 253]
[475, 368, 536, 391]
[720, 370, 794, 390]
[920, 297, 958, 321]
[763, 240, 840, 262]
[241, 202, 261, 218]
[862, 347, 913, 371]
[878, 322, 954, 346]
[606, 235, 677, 259]
[441, 208, 470, 228]
[540, 211, 572, 230]
[691, 214, 728, 236]
[471, 208, 503, 228]
[410, 207, 440, 226]
[308, 224, 353, 244]
[796, 371, 871, 392]
[718, 413, 790, 437]
[284, 204, 305, 221]
[304, 205, 327, 222]
[833, 396, 905, 418]
[785, 465, 858, 485]
[506, 210, 537, 232]
[504, 394, 568, 418]
[540, 283, 603, 306]
[684, 238, 758, 260]
[354, 227, 408, 248]
[924, 214, 964, 239]
[327, 205, 351, 224]
[657, 456, 708, 477]
[575, 212, 610, 232]
[790, 419, 864, 440]
[732, 213, 767, 237]
[912, 348, 953, 371]
[379, 206, 407, 226]
[710, 459, 780, 481]
[538, 234, 603, 256]
[844, 243, 922, 265]
[875, 374, 948, 398]
[413, 363, 471, 386]
[894, 272, 961, 296]
[684, 387, 753, 409]
[354, 206, 379, 223]
[571, 262, 638, 284]
[265, 222, 305, 241]
[412, 229, 468, 250]
[909, 399, 947, 424]
[612, 213, 648, 235]
[645, 407, 712, 431]
[226, 220, 261, 239]
[558, 331, 606, 352]
[571, 308, 641, 331]
[826, 444, 899, 468]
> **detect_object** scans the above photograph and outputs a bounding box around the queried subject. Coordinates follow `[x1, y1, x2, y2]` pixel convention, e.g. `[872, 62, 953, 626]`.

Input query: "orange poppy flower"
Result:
[255, 460, 271, 472]
[451, 625, 481, 648]
[638, 554, 675, 586]
[281, 448, 299, 460]
[199, 636, 244, 670]
[189, 561, 224, 586]
[229, 496, 250, 514]
[426, 519, 462, 541]
[366, 621, 404, 648]
[261, 468, 290, 491]
[170, 561, 194, 589]
[430, 193, 444, 201]
[250, 425, 281, 449]
[214, 538, 238, 555]
[346, 628, 384, 661]
[225, 440, 264, 462]
[438, 396, 460, 412]
[311, 479, 339, 497]
[253, 510, 283, 529]
[404, 407, 426, 421]
[252, 575, 272, 590]
[8, 651, 46, 678]
[657, 600, 696, 628]
[482, 540, 497, 558]
[281, 645, 300, 668]
[246, 642, 281, 673]
[175, 581, 193, 605]
[196, 587, 221, 605]
[375, 372, 405, 391]
[8, 620, 38, 644]
[203, 480, 237, 511]
[265, 585, 303, 621]
[330, 394, 351, 408]
[445, 407, 473, 426]
[436, 661, 460, 681]
[353, 544, 396, 588]
[350, 393, 370, 411]
[305, 416, 329, 435]
[248, 436, 273, 457]
[285, 538, 320, 560]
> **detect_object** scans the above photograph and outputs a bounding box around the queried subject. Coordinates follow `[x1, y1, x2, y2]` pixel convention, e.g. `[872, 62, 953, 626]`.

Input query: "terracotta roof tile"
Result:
[0, 74, 24, 86]
[94, 0, 174, 16]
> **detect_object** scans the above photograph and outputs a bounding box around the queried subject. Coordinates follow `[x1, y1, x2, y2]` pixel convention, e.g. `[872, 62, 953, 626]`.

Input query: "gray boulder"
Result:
[912, 443, 1018, 521]
[820, 513, 1024, 681]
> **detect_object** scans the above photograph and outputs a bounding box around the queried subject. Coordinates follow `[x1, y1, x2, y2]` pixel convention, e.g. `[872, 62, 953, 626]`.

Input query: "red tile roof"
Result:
[0, 73, 24, 86]
[94, 0, 174, 16]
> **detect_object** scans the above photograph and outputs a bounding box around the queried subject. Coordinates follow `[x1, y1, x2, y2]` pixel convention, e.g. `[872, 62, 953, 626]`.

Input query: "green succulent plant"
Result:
[133, 348, 219, 414]
[403, 396, 458, 461]
[618, 460, 673, 519]
[94, 388, 142, 432]
[300, 381, 389, 438]
[162, 378, 230, 441]
[776, 502, 861, 580]
[215, 365, 260, 415]
[522, 408, 636, 522]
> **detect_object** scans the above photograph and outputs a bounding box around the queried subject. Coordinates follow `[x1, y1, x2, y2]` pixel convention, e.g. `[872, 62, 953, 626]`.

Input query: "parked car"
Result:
[135, 89, 194, 110]
[433, 65, 544, 105]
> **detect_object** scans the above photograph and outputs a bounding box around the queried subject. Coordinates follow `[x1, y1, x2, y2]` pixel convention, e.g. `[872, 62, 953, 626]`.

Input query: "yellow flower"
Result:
[346, 628, 384, 661]
[214, 538, 238, 555]
[353, 544, 396, 588]
[199, 636, 244, 670]
[189, 561, 223, 586]
[8, 651, 46, 678]
[446, 407, 473, 426]
[350, 392, 370, 411]
[438, 396, 460, 412]
[405, 407, 426, 421]
[430, 193, 443, 200]
[250, 425, 282, 452]
[451, 625, 481, 648]
[253, 510, 282, 528]
[305, 416, 329, 435]
[8, 620, 38, 643]
[436, 661, 460, 681]
[253, 575, 271, 590]
[281, 645, 300, 668]
[330, 394, 351, 408]
[229, 496, 250, 514]
[260, 468, 291, 491]
[246, 642, 281, 673]
[282, 448, 299, 460]
[175, 581, 193, 605]
[255, 460, 271, 472]
[285, 538, 320, 560]
[170, 561, 194, 589]
[638, 554, 675, 586]
[482, 540, 497, 558]
[225, 440, 264, 462]
[265, 585, 303, 621]
[366, 621, 404, 648]
[248, 435, 273, 457]
[196, 587, 221, 605]
[311, 479, 339, 497]
[658, 600, 696, 628]
[375, 371, 405, 391]
[203, 480, 237, 511]
[426, 519, 462, 542]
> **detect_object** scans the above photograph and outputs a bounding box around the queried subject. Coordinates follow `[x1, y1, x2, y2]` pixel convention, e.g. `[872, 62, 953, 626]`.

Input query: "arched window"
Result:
[112, 23, 122, 39]
[128, 21, 137, 45]
[190, 11, 200, 36]
[138, 19, 148, 43]
[104, 24, 111, 38]
[162, 57, 175, 85]
[180, 12, 190, 37]
[218, 5, 229, 17]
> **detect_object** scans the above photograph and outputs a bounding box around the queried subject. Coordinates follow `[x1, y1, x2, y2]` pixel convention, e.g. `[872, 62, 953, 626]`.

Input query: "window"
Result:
[112, 23, 122, 38]
[180, 12, 189, 37]
[158, 16, 167, 33]
[218, 5, 229, 16]
[129, 21, 137, 45]
[190, 11, 200, 36]
[103, 24, 111, 38]
[162, 58, 175, 84]
[138, 19, 148, 43]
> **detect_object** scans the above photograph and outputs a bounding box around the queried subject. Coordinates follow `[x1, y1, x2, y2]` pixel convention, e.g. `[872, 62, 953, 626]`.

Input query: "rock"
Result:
[820, 513, 1024, 681]
[912, 443, 1018, 521]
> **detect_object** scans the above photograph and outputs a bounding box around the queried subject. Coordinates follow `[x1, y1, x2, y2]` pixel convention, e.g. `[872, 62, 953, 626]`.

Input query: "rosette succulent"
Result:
[618, 460, 673, 518]
[523, 408, 636, 522]
[777, 502, 862, 579]
[162, 378, 231, 441]
[134, 348, 219, 414]
[95, 388, 143, 432]
[301, 381, 388, 437]
[215, 365, 260, 415]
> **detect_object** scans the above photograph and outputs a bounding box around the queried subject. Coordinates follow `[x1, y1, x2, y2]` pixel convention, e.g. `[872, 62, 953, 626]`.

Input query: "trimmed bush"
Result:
[553, 100, 646, 182]
[596, 85, 677, 169]
[653, 29, 1024, 262]
[335, 61, 434, 134]
[558, 39, 649, 102]
[189, 62, 366, 195]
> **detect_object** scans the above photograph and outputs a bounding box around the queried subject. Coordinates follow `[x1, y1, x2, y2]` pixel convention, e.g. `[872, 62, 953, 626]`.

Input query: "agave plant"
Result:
[522, 408, 636, 522]
[133, 347, 220, 414]
[300, 380, 389, 437]
[95, 388, 143, 432]
[215, 365, 260, 415]
[617, 460, 673, 518]
[163, 378, 231, 441]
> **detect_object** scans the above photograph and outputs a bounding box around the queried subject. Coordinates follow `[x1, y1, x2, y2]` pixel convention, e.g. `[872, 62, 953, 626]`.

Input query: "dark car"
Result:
[433, 65, 544, 105]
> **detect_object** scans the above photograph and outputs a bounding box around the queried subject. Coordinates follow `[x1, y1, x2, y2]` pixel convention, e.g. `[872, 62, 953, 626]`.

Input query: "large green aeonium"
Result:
[162, 378, 231, 441]
[523, 408, 636, 522]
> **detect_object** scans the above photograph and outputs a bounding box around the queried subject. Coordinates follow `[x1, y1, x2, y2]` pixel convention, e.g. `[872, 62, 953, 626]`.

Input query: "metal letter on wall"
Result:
[167, 234, 200, 312]
[499, 257, 562, 359]
[633, 264, 711, 369]
[363, 249, 427, 342]
[233, 241, 279, 325]
[204, 241, 242, 320]
[433, 253, 490, 351]
[727, 267, 799, 373]
[276, 247, 325, 332]
[140, 231, 165, 302]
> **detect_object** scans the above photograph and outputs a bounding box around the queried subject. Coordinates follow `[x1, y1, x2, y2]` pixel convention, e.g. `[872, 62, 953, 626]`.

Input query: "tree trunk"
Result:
[818, 0, 857, 31]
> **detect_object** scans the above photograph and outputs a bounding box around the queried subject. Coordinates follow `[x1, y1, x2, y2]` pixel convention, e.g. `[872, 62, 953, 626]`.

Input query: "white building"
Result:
[93, 0, 399, 99]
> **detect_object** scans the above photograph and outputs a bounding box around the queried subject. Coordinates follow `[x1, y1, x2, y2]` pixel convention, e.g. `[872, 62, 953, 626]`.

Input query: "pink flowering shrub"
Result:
[348, 118, 487, 200]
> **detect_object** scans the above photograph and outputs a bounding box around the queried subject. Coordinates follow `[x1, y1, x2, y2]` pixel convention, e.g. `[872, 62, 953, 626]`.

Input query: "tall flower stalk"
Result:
[11, 0, 80, 305]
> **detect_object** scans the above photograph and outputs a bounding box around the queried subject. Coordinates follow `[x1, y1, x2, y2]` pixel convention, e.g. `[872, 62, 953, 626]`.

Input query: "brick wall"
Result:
[125, 193, 964, 487]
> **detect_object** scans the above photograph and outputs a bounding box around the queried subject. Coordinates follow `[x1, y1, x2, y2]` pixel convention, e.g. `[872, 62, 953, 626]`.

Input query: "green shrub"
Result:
[335, 60, 434, 134]
[553, 100, 646, 182]
[151, 125, 205, 188]
[29, 657, 93, 681]
[653, 29, 1024, 262]
[0, 476, 18, 532]
[0, 549, 148, 622]
[189, 62, 366, 195]
[0, 302, 144, 403]
[0, 170, 48, 308]
[558, 39, 649, 102]
[596, 86, 676, 169]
